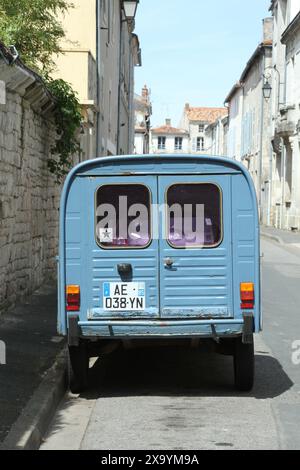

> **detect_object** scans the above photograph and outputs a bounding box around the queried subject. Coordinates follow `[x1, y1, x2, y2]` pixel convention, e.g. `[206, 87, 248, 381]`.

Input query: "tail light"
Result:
[66, 285, 80, 311]
[240, 282, 254, 309]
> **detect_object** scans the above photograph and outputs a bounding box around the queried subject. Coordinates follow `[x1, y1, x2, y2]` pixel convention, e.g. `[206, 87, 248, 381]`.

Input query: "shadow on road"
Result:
[81, 345, 293, 400]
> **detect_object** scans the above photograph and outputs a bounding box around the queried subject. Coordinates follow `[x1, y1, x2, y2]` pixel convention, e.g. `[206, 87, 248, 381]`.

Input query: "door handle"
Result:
[164, 257, 174, 268]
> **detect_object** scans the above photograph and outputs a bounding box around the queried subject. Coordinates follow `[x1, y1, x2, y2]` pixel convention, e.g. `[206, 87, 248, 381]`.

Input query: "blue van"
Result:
[58, 155, 260, 393]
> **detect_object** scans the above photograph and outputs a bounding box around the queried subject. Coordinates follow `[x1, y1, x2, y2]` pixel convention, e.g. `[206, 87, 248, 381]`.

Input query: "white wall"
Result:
[189, 123, 208, 154]
[289, 0, 300, 21]
[227, 88, 243, 161]
[150, 134, 189, 154]
[282, 20, 300, 228]
[134, 133, 144, 154]
[206, 119, 228, 156]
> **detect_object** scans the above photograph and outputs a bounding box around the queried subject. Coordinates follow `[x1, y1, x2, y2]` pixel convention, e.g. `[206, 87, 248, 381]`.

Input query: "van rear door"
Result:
[158, 175, 233, 319]
[87, 176, 159, 320]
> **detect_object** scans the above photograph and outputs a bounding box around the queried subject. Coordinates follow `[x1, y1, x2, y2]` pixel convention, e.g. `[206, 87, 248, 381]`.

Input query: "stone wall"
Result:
[0, 88, 62, 312]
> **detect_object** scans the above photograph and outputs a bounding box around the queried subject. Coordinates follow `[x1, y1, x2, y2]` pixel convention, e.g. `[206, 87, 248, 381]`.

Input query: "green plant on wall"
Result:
[46, 79, 82, 183]
[0, 0, 82, 182]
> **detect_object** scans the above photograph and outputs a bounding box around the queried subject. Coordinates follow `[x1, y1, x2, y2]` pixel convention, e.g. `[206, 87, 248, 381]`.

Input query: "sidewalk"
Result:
[0, 284, 66, 449]
[261, 225, 300, 247]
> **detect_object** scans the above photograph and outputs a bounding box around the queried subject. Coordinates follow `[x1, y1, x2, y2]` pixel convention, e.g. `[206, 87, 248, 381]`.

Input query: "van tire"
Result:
[234, 337, 254, 391]
[68, 342, 89, 394]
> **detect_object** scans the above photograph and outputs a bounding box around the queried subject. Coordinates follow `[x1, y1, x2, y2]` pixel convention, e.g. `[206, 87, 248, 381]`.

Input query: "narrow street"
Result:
[40, 237, 300, 450]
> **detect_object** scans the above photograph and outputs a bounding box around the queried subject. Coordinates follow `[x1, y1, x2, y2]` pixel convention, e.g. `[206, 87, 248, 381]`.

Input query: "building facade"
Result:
[54, 0, 141, 159]
[134, 85, 152, 155]
[179, 104, 228, 154]
[225, 18, 273, 224]
[269, 0, 300, 229]
[225, 2, 300, 229]
[205, 115, 229, 157]
[150, 119, 189, 154]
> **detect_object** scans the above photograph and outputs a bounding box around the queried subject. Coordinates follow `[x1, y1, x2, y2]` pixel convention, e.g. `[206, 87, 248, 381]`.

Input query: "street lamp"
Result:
[262, 78, 272, 100]
[123, 1, 139, 20]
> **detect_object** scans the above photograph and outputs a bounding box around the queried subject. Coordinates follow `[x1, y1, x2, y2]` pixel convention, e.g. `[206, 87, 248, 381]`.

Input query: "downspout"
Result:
[240, 83, 245, 162]
[267, 141, 273, 226]
[280, 45, 288, 229]
[281, 142, 286, 229]
[259, 51, 266, 223]
[128, 36, 133, 154]
[96, 0, 101, 157]
[117, 6, 123, 155]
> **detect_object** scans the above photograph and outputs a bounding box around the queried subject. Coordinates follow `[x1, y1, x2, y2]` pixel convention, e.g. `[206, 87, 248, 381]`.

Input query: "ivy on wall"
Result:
[0, 0, 82, 182]
[46, 78, 82, 183]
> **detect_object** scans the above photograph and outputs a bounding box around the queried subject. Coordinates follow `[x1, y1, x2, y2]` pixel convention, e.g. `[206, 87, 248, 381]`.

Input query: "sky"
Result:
[134, 0, 271, 128]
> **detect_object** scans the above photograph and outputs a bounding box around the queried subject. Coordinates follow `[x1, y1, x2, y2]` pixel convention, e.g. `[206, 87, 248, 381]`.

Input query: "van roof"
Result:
[61, 154, 257, 207]
[67, 154, 249, 178]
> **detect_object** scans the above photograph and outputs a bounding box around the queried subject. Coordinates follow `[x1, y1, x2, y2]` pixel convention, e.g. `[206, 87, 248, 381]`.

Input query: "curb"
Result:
[0, 347, 67, 450]
[260, 231, 284, 245]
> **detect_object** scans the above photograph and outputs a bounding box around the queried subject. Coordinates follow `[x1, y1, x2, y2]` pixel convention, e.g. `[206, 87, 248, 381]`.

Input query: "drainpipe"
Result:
[259, 53, 266, 224]
[96, 0, 101, 157]
[117, 6, 123, 155]
[240, 83, 245, 163]
[281, 141, 286, 229]
[267, 141, 273, 226]
[128, 38, 134, 154]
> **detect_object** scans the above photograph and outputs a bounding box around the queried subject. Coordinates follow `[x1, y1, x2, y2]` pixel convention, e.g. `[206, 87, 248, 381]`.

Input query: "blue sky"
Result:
[134, 0, 271, 127]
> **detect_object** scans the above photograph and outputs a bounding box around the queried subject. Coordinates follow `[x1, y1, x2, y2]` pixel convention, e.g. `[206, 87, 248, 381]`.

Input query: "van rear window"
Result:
[96, 184, 151, 249]
[166, 183, 222, 248]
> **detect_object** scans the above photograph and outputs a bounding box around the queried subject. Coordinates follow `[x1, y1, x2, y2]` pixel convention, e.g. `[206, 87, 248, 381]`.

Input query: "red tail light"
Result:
[66, 285, 80, 312]
[240, 283, 254, 309]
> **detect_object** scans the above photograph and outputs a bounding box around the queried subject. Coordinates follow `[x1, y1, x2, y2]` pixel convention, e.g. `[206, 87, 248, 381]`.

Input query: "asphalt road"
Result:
[40, 238, 300, 450]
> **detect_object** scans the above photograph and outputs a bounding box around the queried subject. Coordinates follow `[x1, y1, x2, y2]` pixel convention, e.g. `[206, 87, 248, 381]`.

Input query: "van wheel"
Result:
[234, 336, 254, 392]
[68, 342, 89, 394]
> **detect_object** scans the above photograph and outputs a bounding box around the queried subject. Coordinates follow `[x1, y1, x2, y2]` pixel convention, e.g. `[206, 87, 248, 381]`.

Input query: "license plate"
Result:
[103, 282, 145, 311]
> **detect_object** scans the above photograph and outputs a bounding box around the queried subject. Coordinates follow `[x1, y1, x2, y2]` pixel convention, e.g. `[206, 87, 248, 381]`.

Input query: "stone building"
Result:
[54, 0, 141, 158]
[134, 85, 152, 155]
[179, 104, 228, 154]
[150, 119, 189, 154]
[225, 18, 273, 224]
[0, 44, 73, 312]
[205, 114, 229, 157]
[0, 1, 142, 311]
[225, 1, 300, 229]
[269, 0, 300, 229]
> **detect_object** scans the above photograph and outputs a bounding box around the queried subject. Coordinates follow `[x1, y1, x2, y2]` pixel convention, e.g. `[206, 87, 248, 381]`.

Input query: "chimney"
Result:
[263, 17, 273, 42]
[165, 118, 171, 126]
[185, 103, 190, 111]
[142, 84, 149, 102]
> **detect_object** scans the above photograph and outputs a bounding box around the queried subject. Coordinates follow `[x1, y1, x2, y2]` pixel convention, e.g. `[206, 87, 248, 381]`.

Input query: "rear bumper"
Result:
[77, 318, 247, 340]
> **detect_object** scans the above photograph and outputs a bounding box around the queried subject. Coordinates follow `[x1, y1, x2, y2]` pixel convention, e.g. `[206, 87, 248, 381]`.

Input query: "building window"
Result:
[158, 136, 166, 150]
[198, 124, 204, 133]
[197, 137, 205, 151]
[174, 137, 183, 150]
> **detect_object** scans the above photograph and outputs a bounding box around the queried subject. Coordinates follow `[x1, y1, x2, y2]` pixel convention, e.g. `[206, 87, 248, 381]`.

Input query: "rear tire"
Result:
[68, 342, 89, 394]
[234, 336, 254, 391]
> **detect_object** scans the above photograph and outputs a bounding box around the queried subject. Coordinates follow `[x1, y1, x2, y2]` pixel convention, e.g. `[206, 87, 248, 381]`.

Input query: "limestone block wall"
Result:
[0, 89, 61, 312]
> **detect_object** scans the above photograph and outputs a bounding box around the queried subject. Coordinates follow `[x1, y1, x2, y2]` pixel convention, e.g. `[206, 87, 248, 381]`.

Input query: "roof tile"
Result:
[151, 125, 188, 135]
[186, 107, 228, 123]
